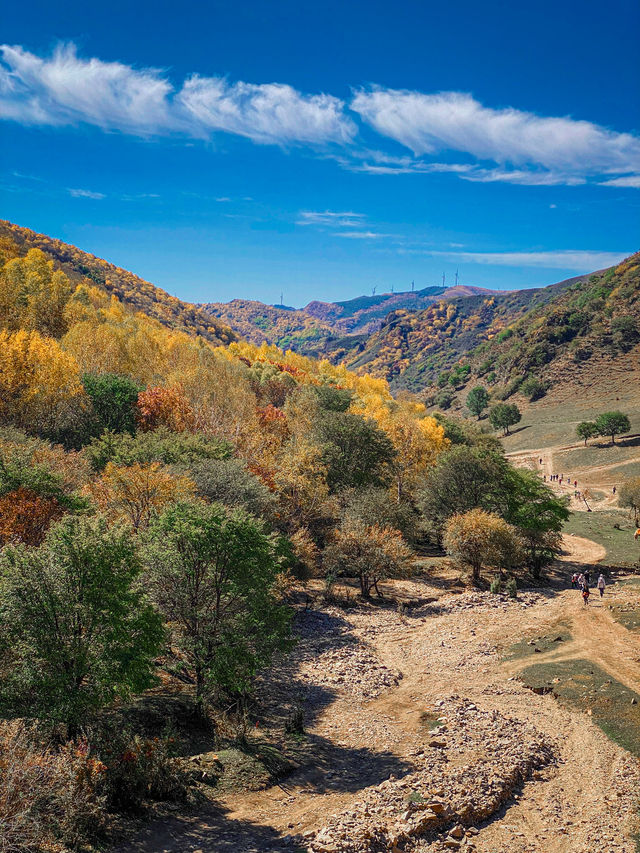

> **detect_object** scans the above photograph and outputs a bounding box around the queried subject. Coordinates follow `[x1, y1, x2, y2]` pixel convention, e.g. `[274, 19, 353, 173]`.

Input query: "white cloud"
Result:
[297, 210, 366, 227]
[336, 230, 392, 239]
[425, 249, 630, 270]
[351, 88, 640, 185]
[0, 44, 173, 134]
[0, 43, 355, 147]
[178, 77, 355, 145]
[460, 168, 585, 186]
[68, 187, 106, 199]
[599, 175, 640, 188]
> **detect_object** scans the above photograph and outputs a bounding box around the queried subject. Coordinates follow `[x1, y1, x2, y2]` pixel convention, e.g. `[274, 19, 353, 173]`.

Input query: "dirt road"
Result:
[115, 542, 640, 853]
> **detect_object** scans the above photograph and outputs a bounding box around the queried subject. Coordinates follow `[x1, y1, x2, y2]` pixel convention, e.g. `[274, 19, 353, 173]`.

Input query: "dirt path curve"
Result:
[559, 532, 606, 563]
[506, 443, 637, 509]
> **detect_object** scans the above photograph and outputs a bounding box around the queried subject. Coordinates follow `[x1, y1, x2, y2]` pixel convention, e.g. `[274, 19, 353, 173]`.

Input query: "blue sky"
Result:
[2, 0, 639, 307]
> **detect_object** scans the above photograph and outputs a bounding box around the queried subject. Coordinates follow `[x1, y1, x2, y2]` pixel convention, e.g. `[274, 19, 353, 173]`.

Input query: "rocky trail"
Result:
[114, 539, 640, 853]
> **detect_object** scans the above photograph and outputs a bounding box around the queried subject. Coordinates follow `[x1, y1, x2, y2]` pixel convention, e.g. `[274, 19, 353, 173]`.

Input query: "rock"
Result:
[450, 824, 465, 839]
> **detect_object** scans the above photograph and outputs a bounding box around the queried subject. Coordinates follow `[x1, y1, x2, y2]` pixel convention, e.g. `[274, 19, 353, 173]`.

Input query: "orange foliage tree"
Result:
[0, 487, 65, 546]
[136, 385, 196, 433]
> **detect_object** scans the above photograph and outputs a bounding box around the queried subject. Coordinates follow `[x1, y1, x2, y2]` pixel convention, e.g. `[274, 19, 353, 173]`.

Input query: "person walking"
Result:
[571, 572, 578, 588]
[577, 572, 585, 590]
[582, 584, 590, 606]
[584, 570, 591, 586]
[597, 574, 606, 597]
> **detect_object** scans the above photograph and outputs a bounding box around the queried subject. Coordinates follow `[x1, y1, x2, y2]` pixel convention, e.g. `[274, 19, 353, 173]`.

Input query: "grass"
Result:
[518, 659, 640, 758]
[555, 439, 640, 476]
[563, 510, 640, 565]
[503, 626, 572, 661]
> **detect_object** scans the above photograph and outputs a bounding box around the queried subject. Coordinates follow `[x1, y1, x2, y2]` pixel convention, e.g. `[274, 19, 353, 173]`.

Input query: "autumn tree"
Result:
[0, 249, 71, 338]
[576, 421, 598, 446]
[0, 329, 85, 438]
[619, 477, 640, 524]
[144, 501, 291, 706]
[489, 403, 522, 436]
[190, 458, 274, 517]
[466, 386, 489, 419]
[0, 487, 64, 546]
[443, 509, 523, 582]
[86, 462, 195, 531]
[595, 411, 631, 445]
[0, 515, 163, 730]
[323, 519, 413, 598]
[136, 385, 195, 433]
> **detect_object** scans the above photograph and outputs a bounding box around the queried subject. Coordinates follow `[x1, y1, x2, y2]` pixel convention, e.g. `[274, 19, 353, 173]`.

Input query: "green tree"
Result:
[499, 469, 569, 577]
[190, 458, 274, 517]
[489, 403, 522, 436]
[466, 386, 490, 419]
[576, 421, 599, 446]
[144, 501, 290, 706]
[0, 516, 163, 730]
[442, 508, 523, 582]
[595, 411, 631, 445]
[86, 426, 231, 472]
[323, 518, 413, 598]
[618, 477, 640, 524]
[340, 486, 418, 543]
[82, 373, 141, 436]
[313, 411, 395, 492]
[418, 446, 507, 537]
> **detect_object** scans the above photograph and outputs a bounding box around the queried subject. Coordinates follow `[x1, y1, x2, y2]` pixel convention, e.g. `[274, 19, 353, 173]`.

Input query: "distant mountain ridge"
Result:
[201, 283, 502, 354]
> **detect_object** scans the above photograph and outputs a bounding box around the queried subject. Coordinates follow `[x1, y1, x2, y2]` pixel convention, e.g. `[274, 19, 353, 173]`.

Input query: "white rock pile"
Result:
[307, 697, 556, 853]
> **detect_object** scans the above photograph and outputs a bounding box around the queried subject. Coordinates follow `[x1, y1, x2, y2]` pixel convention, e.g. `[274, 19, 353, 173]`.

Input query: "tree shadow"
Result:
[110, 802, 301, 852]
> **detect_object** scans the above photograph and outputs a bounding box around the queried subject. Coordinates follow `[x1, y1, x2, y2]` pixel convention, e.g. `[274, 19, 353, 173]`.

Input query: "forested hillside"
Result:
[0, 221, 237, 345]
[334, 259, 640, 398]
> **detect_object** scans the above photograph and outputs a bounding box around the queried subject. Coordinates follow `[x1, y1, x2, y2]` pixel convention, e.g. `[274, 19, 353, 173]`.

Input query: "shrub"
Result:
[443, 508, 523, 582]
[323, 518, 413, 598]
[0, 724, 107, 852]
[520, 377, 547, 402]
[489, 577, 502, 594]
[506, 578, 518, 599]
[86, 426, 231, 472]
[618, 477, 640, 524]
[190, 457, 275, 516]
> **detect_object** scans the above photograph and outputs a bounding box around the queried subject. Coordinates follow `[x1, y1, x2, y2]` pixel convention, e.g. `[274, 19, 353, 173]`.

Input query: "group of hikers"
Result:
[571, 569, 606, 605]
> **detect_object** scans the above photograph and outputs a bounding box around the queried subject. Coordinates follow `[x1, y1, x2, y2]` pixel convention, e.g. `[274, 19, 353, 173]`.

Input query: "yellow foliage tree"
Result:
[86, 462, 196, 531]
[0, 249, 71, 338]
[0, 329, 84, 433]
[442, 508, 523, 582]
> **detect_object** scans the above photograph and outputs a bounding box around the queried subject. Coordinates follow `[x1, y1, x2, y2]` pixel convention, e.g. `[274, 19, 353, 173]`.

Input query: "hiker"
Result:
[574, 480, 577, 488]
[597, 574, 606, 597]
[613, 485, 616, 495]
[584, 570, 591, 586]
[539, 457, 543, 465]
[582, 585, 590, 606]
[543, 474, 546, 481]
[571, 572, 578, 588]
[577, 572, 585, 589]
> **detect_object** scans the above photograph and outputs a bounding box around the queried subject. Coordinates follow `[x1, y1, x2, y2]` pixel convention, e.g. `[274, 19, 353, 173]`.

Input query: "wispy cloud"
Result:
[599, 175, 640, 188]
[336, 230, 393, 239]
[0, 43, 355, 147]
[297, 210, 366, 227]
[68, 187, 106, 199]
[422, 249, 630, 270]
[351, 88, 640, 186]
